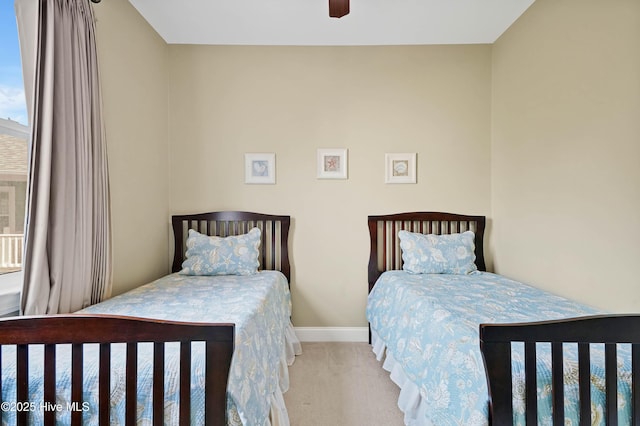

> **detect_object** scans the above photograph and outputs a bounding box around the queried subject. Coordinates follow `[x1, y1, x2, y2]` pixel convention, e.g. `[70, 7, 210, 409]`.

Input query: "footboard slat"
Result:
[44, 344, 56, 426]
[125, 342, 138, 425]
[99, 343, 111, 425]
[633, 344, 640, 426]
[524, 341, 537, 425]
[16, 344, 28, 425]
[153, 342, 165, 426]
[0, 349, 2, 423]
[551, 342, 564, 424]
[480, 341, 512, 424]
[180, 342, 192, 425]
[605, 343, 618, 425]
[204, 342, 233, 426]
[577, 343, 591, 426]
[71, 343, 84, 424]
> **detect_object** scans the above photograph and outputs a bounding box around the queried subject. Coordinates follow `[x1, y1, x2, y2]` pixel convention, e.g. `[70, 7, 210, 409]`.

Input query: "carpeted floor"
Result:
[284, 342, 404, 426]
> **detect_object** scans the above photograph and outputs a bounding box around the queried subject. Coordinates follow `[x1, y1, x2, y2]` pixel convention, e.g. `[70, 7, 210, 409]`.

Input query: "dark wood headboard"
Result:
[367, 212, 486, 292]
[172, 211, 291, 282]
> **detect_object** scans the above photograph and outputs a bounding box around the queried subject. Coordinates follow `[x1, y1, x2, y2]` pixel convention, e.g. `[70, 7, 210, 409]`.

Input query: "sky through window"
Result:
[0, 1, 27, 126]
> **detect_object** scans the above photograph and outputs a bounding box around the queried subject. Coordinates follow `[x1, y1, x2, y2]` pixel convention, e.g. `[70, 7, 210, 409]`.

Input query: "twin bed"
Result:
[366, 212, 639, 425]
[0, 211, 300, 425]
[2, 210, 638, 425]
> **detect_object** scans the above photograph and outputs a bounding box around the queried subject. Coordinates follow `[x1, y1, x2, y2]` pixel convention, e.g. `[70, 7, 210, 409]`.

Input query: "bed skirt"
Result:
[371, 329, 437, 426]
[269, 321, 302, 426]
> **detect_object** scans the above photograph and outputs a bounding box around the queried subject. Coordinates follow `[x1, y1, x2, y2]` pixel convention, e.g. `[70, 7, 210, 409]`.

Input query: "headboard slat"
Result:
[271, 220, 277, 272]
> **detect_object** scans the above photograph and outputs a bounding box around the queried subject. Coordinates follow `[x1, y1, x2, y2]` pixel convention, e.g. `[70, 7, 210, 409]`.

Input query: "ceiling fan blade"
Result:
[329, 0, 349, 18]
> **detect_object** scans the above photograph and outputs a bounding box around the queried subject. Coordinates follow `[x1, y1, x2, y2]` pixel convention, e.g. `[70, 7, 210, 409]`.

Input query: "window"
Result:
[0, 1, 28, 314]
[0, 187, 15, 232]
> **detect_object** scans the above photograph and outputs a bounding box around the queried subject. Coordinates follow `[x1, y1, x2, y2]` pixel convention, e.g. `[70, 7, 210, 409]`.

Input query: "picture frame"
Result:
[245, 153, 276, 184]
[385, 153, 417, 184]
[317, 148, 348, 179]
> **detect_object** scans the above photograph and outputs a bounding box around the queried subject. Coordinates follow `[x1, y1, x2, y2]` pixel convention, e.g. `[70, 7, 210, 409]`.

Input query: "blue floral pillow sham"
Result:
[398, 230, 477, 274]
[180, 227, 261, 276]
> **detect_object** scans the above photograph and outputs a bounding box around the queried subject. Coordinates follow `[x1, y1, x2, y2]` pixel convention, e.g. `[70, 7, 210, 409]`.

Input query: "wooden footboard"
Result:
[480, 315, 640, 426]
[0, 314, 234, 426]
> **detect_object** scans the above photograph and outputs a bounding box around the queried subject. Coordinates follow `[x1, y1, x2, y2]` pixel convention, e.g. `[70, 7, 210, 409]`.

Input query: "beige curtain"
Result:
[16, 0, 112, 315]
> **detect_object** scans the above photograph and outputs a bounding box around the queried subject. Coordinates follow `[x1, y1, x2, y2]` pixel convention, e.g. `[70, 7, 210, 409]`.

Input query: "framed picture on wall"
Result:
[245, 153, 276, 184]
[317, 148, 348, 179]
[385, 153, 416, 184]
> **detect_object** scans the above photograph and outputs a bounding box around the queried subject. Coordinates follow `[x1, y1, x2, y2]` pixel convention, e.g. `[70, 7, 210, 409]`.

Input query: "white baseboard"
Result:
[294, 327, 369, 342]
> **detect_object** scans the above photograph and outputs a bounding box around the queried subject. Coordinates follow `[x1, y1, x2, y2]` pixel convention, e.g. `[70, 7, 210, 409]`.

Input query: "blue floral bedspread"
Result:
[1, 271, 292, 425]
[366, 271, 633, 425]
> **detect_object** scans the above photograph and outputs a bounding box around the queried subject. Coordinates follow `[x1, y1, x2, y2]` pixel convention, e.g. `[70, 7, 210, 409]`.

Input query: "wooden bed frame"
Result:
[0, 315, 234, 426]
[480, 315, 640, 426]
[172, 211, 291, 282]
[367, 211, 486, 293]
[0, 211, 291, 425]
[367, 211, 639, 425]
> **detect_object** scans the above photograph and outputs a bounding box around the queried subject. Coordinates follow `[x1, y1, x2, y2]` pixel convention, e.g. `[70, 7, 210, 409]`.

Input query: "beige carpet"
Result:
[284, 342, 404, 426]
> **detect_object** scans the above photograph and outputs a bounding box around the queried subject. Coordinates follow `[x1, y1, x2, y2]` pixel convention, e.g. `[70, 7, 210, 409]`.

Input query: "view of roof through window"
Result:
[0, 1, 28, 275]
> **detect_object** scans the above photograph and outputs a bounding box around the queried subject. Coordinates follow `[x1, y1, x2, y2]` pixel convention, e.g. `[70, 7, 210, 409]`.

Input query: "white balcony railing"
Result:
[0, 234, 23, 270]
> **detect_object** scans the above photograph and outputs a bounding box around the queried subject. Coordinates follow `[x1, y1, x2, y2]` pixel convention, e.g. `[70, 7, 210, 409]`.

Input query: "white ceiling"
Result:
[127, 0, 535, 46]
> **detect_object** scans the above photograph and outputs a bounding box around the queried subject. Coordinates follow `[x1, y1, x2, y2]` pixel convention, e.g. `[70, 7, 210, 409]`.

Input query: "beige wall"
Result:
[168, 45, 492, 326]
[95, 0, 639, 325]
[491, 0, 640, 311]
[94, 0, 171, 297]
